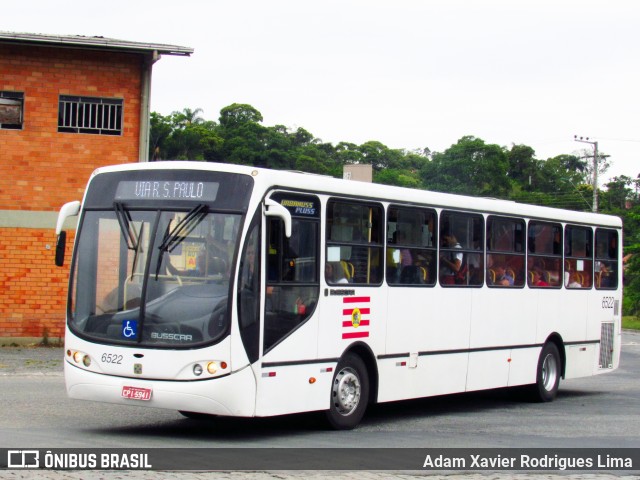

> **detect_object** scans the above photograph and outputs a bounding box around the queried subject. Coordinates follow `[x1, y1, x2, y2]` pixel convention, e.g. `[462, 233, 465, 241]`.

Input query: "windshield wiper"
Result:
[114, 202, 145, 280]
[114, 202, 140, 250]
[155, 204, 208, 279]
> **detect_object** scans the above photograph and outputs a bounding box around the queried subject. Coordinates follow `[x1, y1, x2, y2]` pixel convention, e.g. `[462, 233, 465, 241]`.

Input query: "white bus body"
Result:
[56, 161, 622, 429]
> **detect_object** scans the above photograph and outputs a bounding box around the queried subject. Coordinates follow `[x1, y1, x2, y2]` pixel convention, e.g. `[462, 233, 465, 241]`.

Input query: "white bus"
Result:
[55, 161, 623, 429]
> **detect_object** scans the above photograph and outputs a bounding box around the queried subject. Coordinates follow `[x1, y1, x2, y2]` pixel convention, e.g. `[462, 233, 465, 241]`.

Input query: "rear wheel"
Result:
[530, 342, 561, 402]
[325, 353, 369, 430]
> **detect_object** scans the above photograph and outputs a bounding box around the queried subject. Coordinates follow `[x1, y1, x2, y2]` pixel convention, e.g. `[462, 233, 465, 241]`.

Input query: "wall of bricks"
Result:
[0, 43, 143, 340]
[0, 229, 74, 340]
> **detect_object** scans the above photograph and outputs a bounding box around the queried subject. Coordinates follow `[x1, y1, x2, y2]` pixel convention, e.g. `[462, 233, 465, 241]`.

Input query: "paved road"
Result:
[1, 331, 639, 479]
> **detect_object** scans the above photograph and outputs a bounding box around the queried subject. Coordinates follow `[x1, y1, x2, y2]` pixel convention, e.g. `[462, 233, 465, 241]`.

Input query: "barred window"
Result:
[0, 91, 24, 130]
[58, 95, 123, 135]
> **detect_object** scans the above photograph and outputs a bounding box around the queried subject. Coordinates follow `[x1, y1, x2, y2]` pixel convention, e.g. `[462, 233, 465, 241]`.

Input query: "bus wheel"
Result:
[326, 353, 369, 430]
[530, 342, 561, 402]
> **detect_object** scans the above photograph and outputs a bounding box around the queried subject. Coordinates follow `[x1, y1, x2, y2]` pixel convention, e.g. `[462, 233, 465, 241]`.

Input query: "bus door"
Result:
[254, 192, 322, 416]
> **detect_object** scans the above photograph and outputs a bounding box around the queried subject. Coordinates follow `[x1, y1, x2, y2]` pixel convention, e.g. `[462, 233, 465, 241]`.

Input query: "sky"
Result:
[4, 0, 640, 184]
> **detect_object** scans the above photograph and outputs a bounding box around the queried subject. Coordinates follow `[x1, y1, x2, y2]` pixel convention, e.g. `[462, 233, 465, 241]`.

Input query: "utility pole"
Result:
[574, 135, 599, 212]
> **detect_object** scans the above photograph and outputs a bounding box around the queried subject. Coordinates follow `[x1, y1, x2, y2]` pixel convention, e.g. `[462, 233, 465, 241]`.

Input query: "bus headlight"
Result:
[191, 360, 228, 378]
[70, 350, 91, 368]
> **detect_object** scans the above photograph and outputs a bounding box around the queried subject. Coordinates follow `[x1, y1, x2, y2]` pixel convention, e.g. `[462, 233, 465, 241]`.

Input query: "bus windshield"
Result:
[69, 206, 242, 347]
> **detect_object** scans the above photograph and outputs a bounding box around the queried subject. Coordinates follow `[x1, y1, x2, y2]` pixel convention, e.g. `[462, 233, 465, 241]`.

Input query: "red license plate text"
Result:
[121, 386, 152, 401]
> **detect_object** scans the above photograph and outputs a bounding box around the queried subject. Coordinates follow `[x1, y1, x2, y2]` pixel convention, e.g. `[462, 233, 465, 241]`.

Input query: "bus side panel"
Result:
[376, 353, 468, 403]
[316, 287, 387, 366]
[564, 344, 598, 379]
[507, 347, 539, 387]
[536, 289, 581, 348]
[385, 288, 470, 354]
[466, 350, 510, 392]
[382, 287, 471, 402]
[467, 288, 537, 391]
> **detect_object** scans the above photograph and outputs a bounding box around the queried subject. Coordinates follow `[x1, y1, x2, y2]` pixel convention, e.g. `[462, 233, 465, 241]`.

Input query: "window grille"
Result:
[0, 91, 24, 129]
[58, 95, 123, 135]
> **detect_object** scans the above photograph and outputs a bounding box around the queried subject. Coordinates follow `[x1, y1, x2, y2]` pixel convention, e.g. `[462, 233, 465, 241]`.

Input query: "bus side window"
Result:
[527, 221, 562, 288]
[439, 211, 484, 287]
[386, 205, 437, 286]
[565, 225, 593, 289]
[595, 229, 618, 289]
[486, 216, 525, 287]
[326, 200, 383, 285]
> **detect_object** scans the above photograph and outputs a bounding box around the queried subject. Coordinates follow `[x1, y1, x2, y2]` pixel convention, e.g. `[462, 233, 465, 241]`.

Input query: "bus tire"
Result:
[530, 342, 561, 402]
[325, 353, 369, 430]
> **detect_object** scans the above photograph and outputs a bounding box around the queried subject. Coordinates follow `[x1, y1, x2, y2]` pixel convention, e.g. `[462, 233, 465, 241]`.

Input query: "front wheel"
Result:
[530, 342, 561, 402]
[325, 353, 369, 430]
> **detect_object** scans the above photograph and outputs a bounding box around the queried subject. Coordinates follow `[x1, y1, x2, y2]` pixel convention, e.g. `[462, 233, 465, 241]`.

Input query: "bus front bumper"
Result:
[64, 360, 257, 417]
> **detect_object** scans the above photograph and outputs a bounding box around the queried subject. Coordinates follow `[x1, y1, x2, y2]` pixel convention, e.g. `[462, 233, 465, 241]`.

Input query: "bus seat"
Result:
[419, 266, 428, 282]
[340, 261, 355, 281]
[488, 269, 496, 284]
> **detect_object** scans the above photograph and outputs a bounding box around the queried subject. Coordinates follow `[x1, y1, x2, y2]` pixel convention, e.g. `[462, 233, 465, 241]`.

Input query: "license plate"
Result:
[121, 386, 152, 401]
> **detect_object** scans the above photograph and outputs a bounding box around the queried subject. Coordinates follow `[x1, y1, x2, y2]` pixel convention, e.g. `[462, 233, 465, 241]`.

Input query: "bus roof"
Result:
[90, 161, 622, 229]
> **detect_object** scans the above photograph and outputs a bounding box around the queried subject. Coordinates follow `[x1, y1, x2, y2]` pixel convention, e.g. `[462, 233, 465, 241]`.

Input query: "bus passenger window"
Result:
[595, 229, 618, 289]
[486, 216, 525, 288]
[565, 225, 593, 289]
[326, 200, 383, 285]
[527, 221, 562, 288]
[439, 211, 484, 287]
[386, 205, 436, 286]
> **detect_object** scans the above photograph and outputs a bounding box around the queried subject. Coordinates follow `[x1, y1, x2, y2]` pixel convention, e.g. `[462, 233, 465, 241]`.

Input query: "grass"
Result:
[622, 316, 640, 331]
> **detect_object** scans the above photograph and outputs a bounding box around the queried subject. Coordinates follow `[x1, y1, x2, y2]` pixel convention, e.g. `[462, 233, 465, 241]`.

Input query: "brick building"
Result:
[0, 32, 192, 343]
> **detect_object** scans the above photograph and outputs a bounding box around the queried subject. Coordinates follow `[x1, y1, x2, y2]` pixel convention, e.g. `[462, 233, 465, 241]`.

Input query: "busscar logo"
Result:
[8, 450, 39, 468]
[150, 332, 193, 341]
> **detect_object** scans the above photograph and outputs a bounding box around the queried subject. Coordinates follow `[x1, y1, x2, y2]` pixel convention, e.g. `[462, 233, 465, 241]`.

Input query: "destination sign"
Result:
[115, 180, 220, 202]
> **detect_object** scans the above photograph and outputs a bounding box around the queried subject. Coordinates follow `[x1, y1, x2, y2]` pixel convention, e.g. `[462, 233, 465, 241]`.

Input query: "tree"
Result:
[507, 144, 539, 190]
[602, 176, 633, 210]
[172, 107, 205, 127]
[219, 103, 263, 129]
[421, 136, 510, 197]
[149, 112, 173, 160]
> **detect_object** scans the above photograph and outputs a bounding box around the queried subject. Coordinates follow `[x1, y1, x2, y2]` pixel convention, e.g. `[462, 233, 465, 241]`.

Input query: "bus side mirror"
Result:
[264, 198, 292, 238]
[55, 231, 67, 267]
[55, 200, 80, 267]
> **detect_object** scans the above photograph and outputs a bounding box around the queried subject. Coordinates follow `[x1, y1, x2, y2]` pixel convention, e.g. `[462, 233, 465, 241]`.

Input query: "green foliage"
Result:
[421, 136, 510, 197]
[622, 316, 640, 330]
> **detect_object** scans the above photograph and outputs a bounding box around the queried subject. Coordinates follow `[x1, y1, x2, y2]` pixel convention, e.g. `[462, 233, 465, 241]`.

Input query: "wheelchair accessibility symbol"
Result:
[122, 320, 137, 339]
